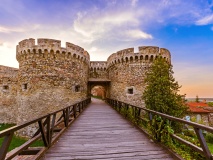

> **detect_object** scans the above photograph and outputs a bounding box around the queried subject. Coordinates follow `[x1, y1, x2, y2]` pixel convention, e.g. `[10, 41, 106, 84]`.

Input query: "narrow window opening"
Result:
[23, 83, 28, 89]
[128, 88, 133, 94]
[75, 85, 80, 92]
[3, 85, 9, 90]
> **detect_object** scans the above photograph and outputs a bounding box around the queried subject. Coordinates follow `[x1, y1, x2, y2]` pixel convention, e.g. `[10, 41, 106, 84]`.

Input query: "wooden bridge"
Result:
[42, 98, 174, 160]
[0, 98, 213, 160]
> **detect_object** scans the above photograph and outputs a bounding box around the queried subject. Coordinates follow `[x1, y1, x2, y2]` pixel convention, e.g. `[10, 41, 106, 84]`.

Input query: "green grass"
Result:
[0, 124, 44, 152]
[0, 123, 15, 131]
[208, 143, 213, 153]
[91, 95, 103, 99]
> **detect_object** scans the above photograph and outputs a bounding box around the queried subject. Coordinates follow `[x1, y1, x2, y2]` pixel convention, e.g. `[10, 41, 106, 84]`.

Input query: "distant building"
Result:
[186, 102, 213, 126]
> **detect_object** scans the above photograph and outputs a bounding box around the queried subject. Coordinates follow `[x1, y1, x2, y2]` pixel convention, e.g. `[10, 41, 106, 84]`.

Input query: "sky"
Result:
[0, 0, 213, 98]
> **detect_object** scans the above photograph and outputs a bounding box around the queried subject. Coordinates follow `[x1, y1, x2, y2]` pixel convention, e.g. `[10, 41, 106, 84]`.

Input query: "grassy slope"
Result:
[0, 124, 43, 151]
[208, 143, 213, 153]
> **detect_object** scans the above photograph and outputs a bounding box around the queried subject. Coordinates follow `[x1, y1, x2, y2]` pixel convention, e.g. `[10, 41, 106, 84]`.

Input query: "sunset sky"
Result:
[0, 0, 213, 98]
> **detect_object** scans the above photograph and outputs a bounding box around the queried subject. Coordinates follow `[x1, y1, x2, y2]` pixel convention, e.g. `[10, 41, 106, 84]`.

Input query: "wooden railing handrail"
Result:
[106, 98, 213, 133]
[136, 106, 213, 133]
[106, 98, 213, 160]
[0, 97, 91, 160]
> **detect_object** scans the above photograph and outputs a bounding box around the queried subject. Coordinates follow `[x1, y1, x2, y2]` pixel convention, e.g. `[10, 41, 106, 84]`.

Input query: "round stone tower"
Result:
[16, 38, 90, 127]
[107, 46, 171, 106]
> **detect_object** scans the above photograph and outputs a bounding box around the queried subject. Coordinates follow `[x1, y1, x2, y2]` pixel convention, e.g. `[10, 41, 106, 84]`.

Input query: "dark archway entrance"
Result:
[91, 85, 105, 99]
[88, 79, 110, 99]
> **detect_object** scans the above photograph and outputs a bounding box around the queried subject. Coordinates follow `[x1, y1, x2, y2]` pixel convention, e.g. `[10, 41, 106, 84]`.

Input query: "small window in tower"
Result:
[75, 85, 80, 92]
[128, 88, 133, 94]
[3, 85, 9, 90]
[23, 83, 28, 90]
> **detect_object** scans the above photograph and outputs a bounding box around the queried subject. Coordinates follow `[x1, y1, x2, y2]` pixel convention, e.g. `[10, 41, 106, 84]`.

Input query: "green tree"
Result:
[142, 57, 187, 117]
[142, 57, 187, 141]
[207, 102, 213, 107]
[195, 95, 199, 103]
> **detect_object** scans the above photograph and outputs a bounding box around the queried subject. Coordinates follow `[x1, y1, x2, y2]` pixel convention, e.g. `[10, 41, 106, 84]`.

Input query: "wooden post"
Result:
[149, 112, 153, 121]
[79, 104, 81, 113]
[125, 104, 128, 118]
[38, 120, 48, 147]
[134, 107, 137, 119]
[50, 114, 56, 144]
[194, 127, 212, 160]
[65, 108, 69, 127]
[46, 115, 51, 147]
[0, 133, 13, 160]
[80, 102, 83, 111]
[137, 108, 141, 124]
[73, 105, 76, 119]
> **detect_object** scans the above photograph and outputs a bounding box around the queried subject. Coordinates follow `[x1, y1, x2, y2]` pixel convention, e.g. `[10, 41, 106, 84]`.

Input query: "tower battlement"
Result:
[16, 38, 90, 64]
[107, 46, 171, 68]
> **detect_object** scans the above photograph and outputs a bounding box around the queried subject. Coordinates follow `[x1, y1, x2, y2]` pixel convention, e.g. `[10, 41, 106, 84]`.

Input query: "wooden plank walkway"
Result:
[42, 98, 175, 160]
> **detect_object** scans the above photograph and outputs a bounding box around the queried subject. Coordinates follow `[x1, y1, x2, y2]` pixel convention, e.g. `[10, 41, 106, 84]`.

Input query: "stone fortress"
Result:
[0, 38, 171, 127]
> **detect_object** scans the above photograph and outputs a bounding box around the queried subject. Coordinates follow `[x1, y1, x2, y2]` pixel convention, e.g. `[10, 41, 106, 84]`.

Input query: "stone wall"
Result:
[0, 66, 18, 123]
[90, 61, 108, 79]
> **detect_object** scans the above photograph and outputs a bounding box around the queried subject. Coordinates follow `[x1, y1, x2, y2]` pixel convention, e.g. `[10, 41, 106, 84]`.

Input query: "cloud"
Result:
[0, 26, 25, 33]
[0, 25, 40, 33]
[88, 47, 98, 52]
[124, 29, 153, 40]
[72, 8, 152, 45]
[131, 0, 138, 7]
[0, 45, 18, 68]
[0, 40, 3, 46]
[196, 14, 213, 25]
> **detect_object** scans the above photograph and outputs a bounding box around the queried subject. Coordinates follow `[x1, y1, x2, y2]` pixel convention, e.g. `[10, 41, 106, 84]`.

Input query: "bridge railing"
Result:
[0, 98, 91, 160]
[106, 98, 213, 160]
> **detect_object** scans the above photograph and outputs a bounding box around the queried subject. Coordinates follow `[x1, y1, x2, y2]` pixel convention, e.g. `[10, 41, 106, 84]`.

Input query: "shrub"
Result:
[183, 129, 196, 138]
[205, 133, 213, 143]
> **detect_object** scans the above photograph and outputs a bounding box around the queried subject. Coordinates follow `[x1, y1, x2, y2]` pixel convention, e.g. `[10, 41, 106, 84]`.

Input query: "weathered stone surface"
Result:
[0, 65, 18, 123]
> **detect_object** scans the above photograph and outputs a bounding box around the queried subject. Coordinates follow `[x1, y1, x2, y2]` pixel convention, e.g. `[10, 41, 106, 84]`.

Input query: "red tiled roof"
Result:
[187, 102, 211, 113]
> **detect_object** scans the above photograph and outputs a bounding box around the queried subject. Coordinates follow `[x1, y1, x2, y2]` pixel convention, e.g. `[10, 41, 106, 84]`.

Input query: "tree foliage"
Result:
[207, 102, 213, 107]
[195, 95, 199, 103]
[142, 57, 187, 118]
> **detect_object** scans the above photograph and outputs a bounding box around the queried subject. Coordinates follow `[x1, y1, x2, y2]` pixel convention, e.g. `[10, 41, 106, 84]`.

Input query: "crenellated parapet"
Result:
[16, 38, 90, 65]
[107, 46, 171, 68]
[89, 61, 108, 79]
[90, 61, 107, 71]
[66, 42, 90, 62]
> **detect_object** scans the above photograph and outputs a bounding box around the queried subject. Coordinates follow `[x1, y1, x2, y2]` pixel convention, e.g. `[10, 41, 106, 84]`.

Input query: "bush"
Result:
[183, 129, 196, 138]
[207, 102, 213, 107]
[205, 133, 213, 143]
